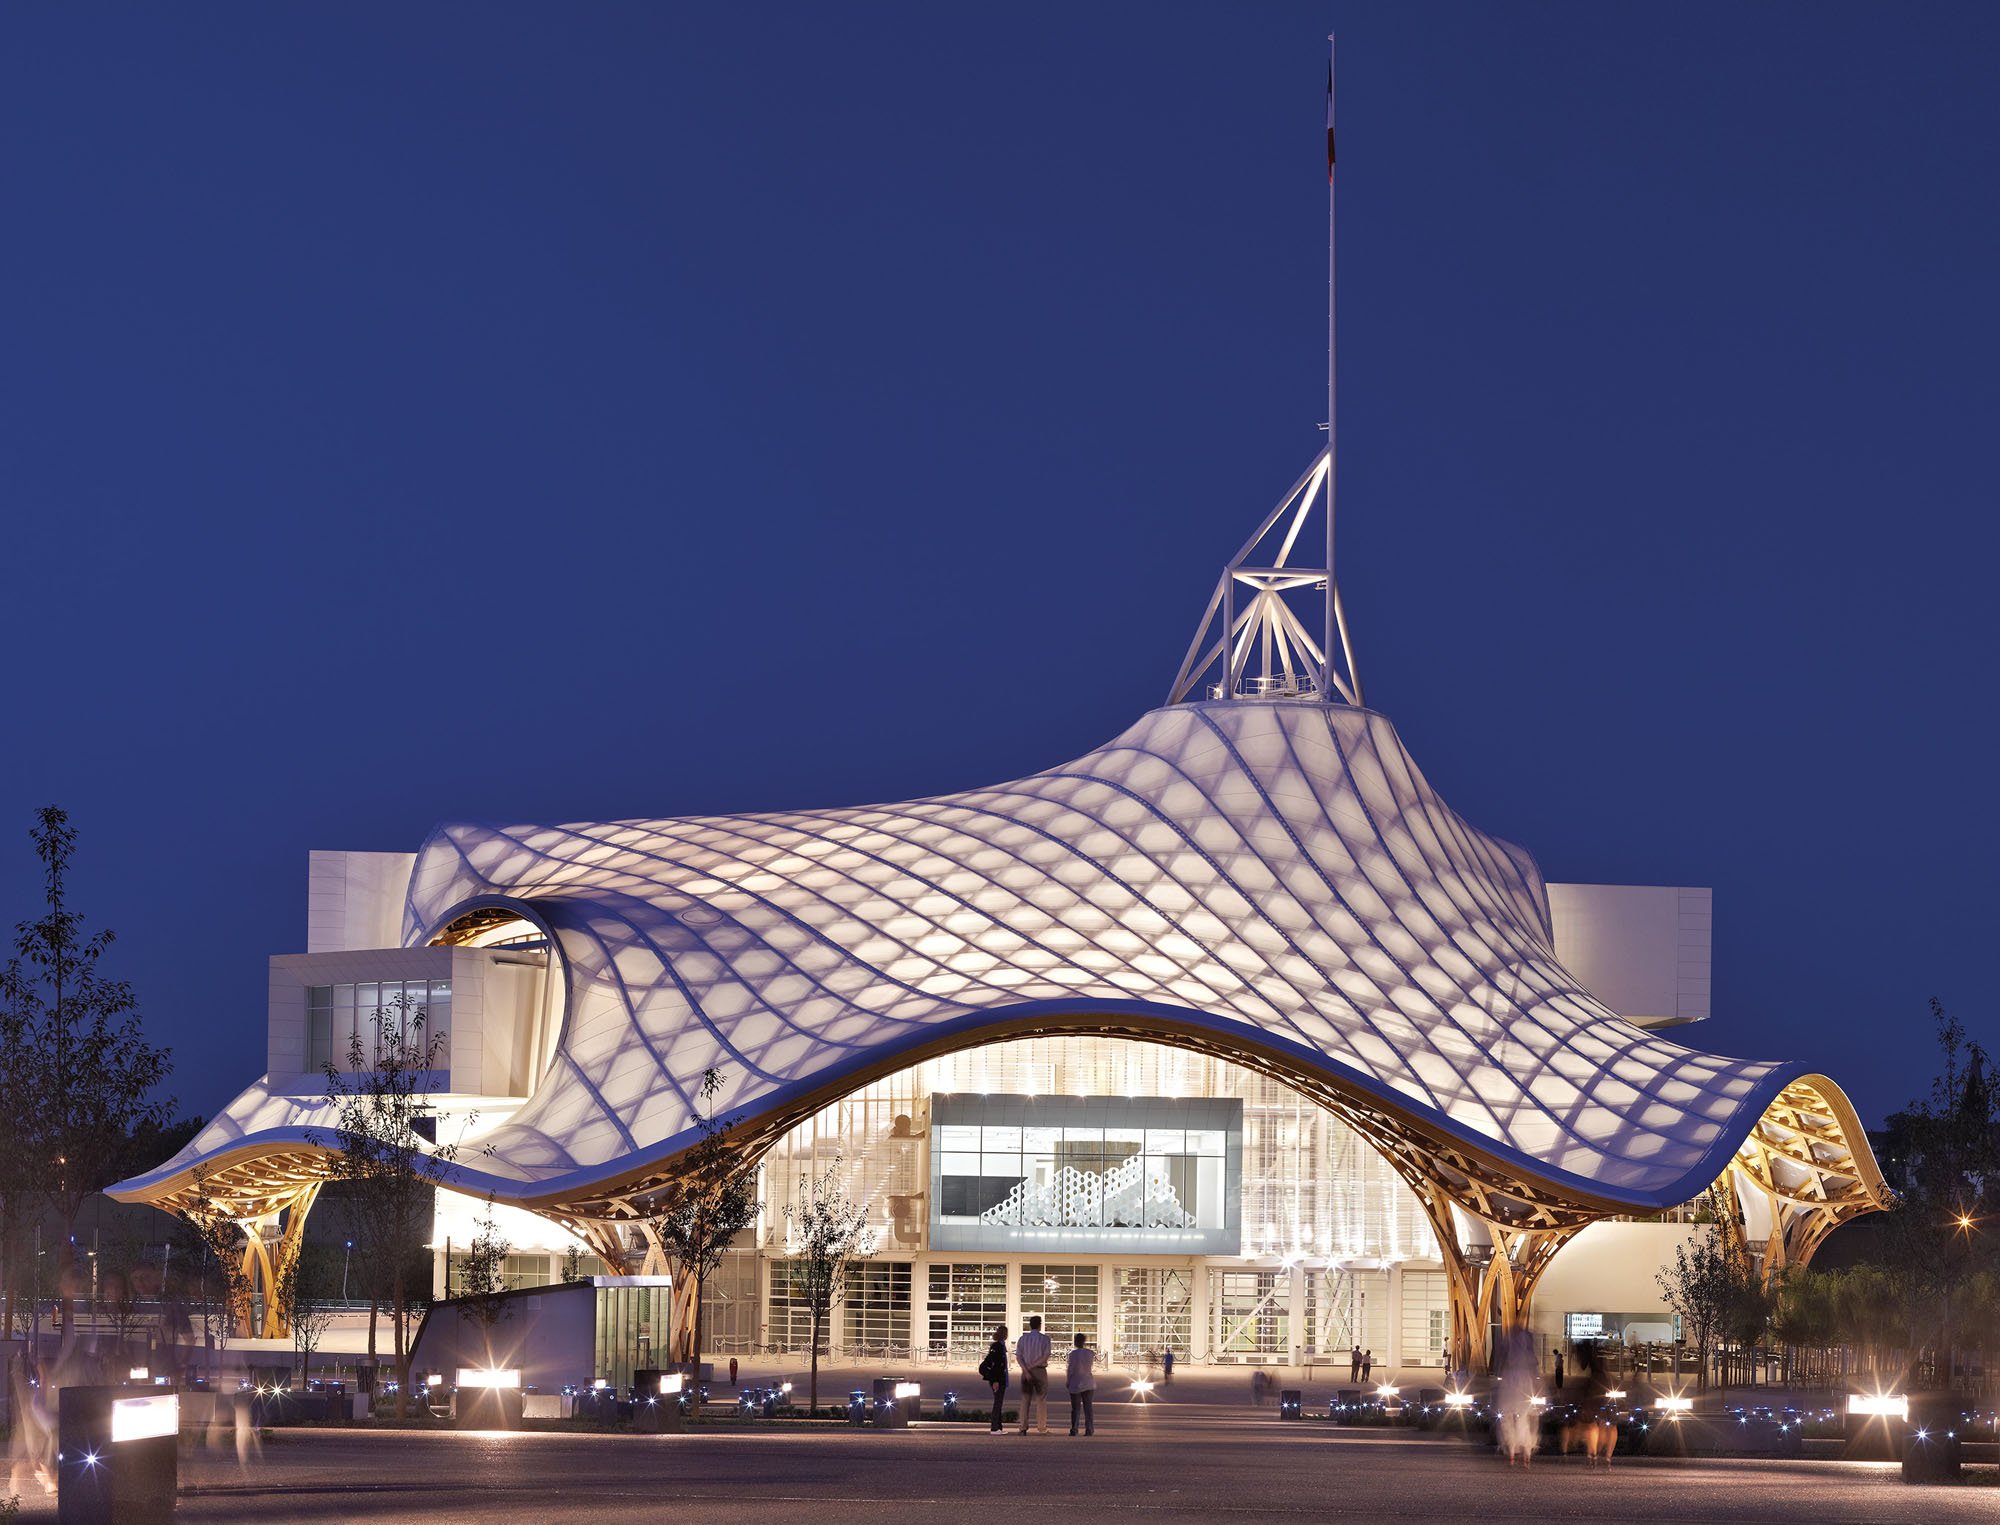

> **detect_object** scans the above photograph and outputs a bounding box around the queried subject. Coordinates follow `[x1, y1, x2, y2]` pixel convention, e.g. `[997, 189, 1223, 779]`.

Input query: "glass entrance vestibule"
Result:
[741, 1031, 1453, 1367]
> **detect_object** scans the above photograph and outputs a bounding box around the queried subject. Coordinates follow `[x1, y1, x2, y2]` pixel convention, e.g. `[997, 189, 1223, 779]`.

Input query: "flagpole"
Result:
[1325, 34, 1338, 699]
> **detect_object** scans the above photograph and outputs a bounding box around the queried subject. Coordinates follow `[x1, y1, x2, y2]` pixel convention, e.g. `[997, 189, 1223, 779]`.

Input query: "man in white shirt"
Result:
[1065, 1332, 1097, 1436]
[1015, 1315, 1053, 1434]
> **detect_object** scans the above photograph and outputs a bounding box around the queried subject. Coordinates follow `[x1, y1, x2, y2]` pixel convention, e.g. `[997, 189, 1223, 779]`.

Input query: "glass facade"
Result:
[842, 1262, 913, 1353]
[931, 1095, 1239, 1255]
[699, 1248, 759, 1351]
[306, 979, 452, 1071]
[759, 1034, 1438, 1265]
[924, 1263, 1007, 1357]
[1019, 1263, 1099, 1343]
[1211, 1270, 1289, 1359]
[593, 1282, 670, 1387]
[746, 1034, 1450, 1366]
[1114, 1267, 1192, 1365]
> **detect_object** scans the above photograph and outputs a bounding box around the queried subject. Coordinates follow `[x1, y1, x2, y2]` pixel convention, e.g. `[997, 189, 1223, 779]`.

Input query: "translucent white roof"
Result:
[359, 699, 1798, 1209]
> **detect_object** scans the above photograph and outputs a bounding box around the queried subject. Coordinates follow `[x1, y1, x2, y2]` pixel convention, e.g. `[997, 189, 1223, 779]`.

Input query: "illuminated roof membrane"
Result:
[380, 699, 1791, 1208]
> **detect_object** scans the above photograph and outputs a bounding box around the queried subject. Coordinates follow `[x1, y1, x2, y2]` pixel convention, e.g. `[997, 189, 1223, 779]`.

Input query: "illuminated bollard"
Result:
[1278, 1389, 1301, 1421]
[58, 1386, 179, 1525]
[453, 1368, 523, 1431]
[848, 1389, 868, 1425]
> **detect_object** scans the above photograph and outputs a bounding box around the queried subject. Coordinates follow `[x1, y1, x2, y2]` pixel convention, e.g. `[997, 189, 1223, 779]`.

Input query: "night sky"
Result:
[2, 4, 1993, 1135]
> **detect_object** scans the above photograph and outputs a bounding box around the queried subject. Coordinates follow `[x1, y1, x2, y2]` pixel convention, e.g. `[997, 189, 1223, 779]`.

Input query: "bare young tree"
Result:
[308, 997, 469, 1418]
[1655, 1192, 1753, 1393]
[782, 1156, 876, 1414]
[1, 807, 173, 1334]
[643, 1067, 757, 1413]
[279, 1243, 340, 1387]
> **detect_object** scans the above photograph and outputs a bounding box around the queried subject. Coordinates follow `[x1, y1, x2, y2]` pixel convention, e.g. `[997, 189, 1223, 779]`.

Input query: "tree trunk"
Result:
[391, 1264, 408, 1420]
[810, 1304, 822, 1415]
[689, 1268, 705, 1423]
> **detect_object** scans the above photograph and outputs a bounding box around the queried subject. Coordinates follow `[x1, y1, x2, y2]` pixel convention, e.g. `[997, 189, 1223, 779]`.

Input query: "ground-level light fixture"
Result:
[1375, 1384, 1399, 1398]
[456, 1368, 521, 1390]
[1131, 1379, 1155, 1399]
[110, 1393, 179, 1444]
[1604, 1389, 1627, 1401]
[660, 1373, 684, 1395]
[1655, 1396, 1693, 1415]
[1847, 1393, 1908, 1420]
[1443, 1391, 1474, 1408]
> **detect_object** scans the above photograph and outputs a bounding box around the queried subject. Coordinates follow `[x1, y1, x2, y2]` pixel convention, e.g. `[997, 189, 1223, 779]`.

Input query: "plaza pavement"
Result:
[12, 1391, 2000, 1523]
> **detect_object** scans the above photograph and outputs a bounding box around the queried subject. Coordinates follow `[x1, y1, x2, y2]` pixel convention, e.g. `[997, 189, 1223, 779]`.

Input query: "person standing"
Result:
[1016, 1315, 1053, 1434]
[728, 1356, 739, 1388]
[1066, 1333, 1097, 1435]
[979, 1325, 1011, 1433]
[1553, 1349, 1565, 1392]
[1361, 1349, 1373, 1385]
[1349, 1344, 1362, 1384]
[1161, 1347, 1174, 1385]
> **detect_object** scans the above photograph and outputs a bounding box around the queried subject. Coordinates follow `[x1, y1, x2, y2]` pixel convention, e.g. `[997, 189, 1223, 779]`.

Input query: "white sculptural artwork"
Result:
[979, 1153, 1195, 1230]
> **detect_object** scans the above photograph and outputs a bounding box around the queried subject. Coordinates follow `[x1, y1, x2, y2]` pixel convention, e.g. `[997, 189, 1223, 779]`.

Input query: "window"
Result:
[1211, 1270, 1288, 1359]
[930, 1095, 1239, 1254]
[305, 979, 452, 1072]
[1020, 1264, 1098, 1343]
[1115, 1267, 1191, 1363]
[445, 1251, 550, 1294]
[925, 1262, 1007, 1356]
[841, 1262, 911, 1353]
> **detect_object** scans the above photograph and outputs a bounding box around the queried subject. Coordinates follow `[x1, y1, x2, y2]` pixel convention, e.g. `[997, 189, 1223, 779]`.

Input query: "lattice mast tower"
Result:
[1169, 36, 1363, 709]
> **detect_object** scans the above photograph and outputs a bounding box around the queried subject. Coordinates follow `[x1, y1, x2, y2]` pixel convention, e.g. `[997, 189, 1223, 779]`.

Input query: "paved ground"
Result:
[11, 1401, 1998, 1523]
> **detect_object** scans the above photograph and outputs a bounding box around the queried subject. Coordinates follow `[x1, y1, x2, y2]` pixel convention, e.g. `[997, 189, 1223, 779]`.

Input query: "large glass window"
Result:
[306, 979, 452, 1071]
[1020, 1264, 1098, 1344]
[1307, 1267, 1389, 1365]
[925, 1262, 1007, 1357]
[931, 1095, 1240, 1255]
[758, 1034, 1440, 1271]
[1114, 1267, 1191, 1365]
[593, 1283, 669, 1388]
[701, 1248, 760, 1351]
[1210, 1270, 1289, 1360]
[841, 1262, 912, 1354]
[768, 1257, 908, 1353]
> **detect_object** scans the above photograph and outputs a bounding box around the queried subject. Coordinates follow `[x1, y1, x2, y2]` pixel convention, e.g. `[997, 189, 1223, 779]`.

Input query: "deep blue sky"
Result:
[2, 3, 1993, 1134]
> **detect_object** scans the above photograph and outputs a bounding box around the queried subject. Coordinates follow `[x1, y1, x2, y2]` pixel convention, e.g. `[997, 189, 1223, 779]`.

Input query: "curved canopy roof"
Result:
[160, 697, 1896, 1217]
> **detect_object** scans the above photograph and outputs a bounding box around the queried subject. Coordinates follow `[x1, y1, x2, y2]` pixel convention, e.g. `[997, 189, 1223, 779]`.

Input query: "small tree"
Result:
[1, 807, 174, 1334]
[280, 1243, 340, 1386]
[1656, 1218, 1739, 1392]
[460, 1195, 513, 1342]
[559, 1244, 588, 1284]
[782, 1156, 877, 1414]
[643, 1067, 757, 1414]
[308, 998, 469, 1418]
